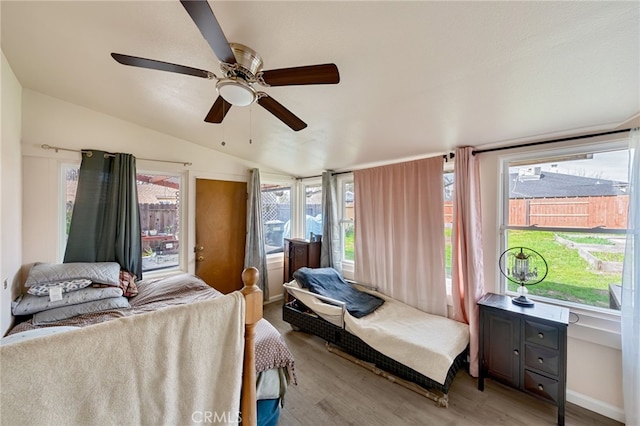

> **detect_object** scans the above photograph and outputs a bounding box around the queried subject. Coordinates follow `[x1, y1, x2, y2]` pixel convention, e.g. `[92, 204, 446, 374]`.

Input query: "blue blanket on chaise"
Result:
[292, 267, 384, 318]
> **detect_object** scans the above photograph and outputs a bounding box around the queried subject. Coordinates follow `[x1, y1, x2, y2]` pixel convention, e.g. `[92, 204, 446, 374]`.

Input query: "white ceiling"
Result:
[2, 1, 639, 177]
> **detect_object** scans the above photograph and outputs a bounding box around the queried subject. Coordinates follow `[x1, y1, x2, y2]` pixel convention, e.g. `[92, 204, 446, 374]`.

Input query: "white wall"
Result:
[19, 89, 286, 296]
[478, 134, 628, 422]
[1, 52, 23, 336]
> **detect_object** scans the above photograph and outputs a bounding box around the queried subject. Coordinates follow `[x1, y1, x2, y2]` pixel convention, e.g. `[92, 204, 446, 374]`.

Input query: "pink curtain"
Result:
[354, 156, 447, 316]
[451, 146, 485, 377]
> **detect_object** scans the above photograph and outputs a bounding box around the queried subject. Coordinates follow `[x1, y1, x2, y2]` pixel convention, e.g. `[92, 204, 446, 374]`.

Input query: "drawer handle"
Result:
[538, 332, 544, 339]
[513, 349, 519, 356]
[538, 384, 544, 391]
[538, 357, 544, 364]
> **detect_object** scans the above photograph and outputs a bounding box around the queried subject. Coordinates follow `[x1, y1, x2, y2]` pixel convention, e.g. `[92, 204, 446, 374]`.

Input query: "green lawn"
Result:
[507, 230, 620, 308]
[591, 251, 625, 263]
[344, 226, 355, 261]
[346, 227, 620, 309]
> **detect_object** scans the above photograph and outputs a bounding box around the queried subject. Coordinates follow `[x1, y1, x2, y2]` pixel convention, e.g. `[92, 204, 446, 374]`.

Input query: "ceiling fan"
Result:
[111, 0, 340, 131]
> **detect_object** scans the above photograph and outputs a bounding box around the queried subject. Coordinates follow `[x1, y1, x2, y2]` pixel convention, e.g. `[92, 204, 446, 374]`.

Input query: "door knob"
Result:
[195, 246, 204, 252]
[197, 256, 204, 262]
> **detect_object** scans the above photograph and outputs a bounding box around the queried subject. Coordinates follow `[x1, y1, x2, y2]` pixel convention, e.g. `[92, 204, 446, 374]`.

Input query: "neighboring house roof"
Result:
[66, 178, 178, 204]
[509, 171, 628, 199]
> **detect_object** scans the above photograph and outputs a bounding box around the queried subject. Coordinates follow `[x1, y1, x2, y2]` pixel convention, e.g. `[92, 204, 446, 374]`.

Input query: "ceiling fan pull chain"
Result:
[249, 107, 253, 145]
[221, 102, 226, 146]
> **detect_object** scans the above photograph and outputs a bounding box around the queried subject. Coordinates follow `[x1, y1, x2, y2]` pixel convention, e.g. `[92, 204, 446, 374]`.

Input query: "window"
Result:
[501, 145, 629, 310]
[341, 180, 355, 262]
[261, 184, 291, 254]
[444, 171, 454, 280]
[304, 183, 322, 240]
[63, 165, 183, 273]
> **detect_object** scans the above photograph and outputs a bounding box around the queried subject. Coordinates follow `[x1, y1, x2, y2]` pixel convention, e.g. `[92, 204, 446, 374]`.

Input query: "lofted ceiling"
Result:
[2, 1, 639, 177]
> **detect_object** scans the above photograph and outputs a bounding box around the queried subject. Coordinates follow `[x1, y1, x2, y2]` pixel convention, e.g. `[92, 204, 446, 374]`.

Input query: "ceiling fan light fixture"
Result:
[217, 79, 256, 107]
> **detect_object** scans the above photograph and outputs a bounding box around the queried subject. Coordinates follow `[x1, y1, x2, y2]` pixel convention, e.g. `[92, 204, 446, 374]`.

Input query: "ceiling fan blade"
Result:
[260, 64, 340, 86]
[111, 53, 213, 79]
[204, 96, 232, 123]
[180, 0, 236, 64]
[257, 94, 307, 131]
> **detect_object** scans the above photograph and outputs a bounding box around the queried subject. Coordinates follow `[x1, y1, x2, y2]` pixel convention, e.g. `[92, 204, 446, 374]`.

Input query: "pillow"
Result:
[118, 270, 138, 297]
[26, 279, 93, 296]
[12, 287, 124, 316]
[285, 280, 345, 326]
[25, 262, 121, 287]
[91, 271, 139, 298]
[33, 297, 131, 324]
[293, 267, 384, 318]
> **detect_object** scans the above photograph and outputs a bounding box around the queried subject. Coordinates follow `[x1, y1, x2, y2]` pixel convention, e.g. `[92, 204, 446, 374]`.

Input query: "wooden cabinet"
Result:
[283, 238, 321, 283]
[478, 293, 569, 426]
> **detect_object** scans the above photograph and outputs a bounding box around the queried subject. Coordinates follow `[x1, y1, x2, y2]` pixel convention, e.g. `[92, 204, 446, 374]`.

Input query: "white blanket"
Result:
[1, 292, 245, 426]
[344, 293, 469, 385]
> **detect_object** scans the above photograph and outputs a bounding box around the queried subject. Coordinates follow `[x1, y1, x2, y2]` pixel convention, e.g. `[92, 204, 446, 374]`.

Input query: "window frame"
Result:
[337, 174, 355, 265]
[60, 162, 187, 275]
[300, 178, 322, 241]
[443, 162, 454, 297]
[260, 176, 297, 259]
[498, 138, 629, 316]
[260, 182, 293, 256]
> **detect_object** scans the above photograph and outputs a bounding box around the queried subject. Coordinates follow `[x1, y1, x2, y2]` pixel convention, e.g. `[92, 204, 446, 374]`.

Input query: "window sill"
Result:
[142, 267, 184, 280]
[266, 252, 284, 268]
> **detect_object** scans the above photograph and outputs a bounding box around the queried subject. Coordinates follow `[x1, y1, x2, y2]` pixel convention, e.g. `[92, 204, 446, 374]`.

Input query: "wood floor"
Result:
[263, 301, 622, 426]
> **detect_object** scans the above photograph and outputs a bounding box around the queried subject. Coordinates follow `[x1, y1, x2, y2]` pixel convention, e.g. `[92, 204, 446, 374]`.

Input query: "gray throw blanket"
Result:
[293, 267, 384, 318]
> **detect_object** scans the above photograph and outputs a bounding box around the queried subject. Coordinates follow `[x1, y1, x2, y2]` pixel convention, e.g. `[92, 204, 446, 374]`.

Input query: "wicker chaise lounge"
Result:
[282, 268, 469, 406]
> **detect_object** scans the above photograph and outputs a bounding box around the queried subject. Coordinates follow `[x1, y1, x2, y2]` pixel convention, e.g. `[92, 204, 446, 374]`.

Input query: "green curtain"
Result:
[64, 150, 142, 278]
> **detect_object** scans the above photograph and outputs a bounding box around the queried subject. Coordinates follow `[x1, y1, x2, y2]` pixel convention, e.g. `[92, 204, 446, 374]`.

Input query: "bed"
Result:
[1, 264, 295, 426]
[283, 267, 468, 406]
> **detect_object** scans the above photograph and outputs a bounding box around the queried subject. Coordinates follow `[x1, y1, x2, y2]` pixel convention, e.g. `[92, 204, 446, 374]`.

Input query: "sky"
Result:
[511, 149, 630, 183]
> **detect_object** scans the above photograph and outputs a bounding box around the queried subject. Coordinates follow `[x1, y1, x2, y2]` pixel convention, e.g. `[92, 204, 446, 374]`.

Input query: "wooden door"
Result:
[195, 178, 247, 294]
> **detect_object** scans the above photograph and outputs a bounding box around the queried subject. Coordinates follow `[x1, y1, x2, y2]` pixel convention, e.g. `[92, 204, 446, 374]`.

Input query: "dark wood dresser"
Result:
[478, 292, 569, 426]
[283, 238, 321, 283]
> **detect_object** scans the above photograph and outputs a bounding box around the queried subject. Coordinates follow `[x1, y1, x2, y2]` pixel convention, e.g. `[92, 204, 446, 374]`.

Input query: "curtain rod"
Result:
[296, 127, 632, 178]
[297, 170, 353, 180]
[41, 144, 192, 166]
[298, 154, 455, 180]
[472, 128, 633, 156]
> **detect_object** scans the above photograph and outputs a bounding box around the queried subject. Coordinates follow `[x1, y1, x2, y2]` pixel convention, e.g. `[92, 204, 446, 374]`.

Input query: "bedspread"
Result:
[255, 319, 297, 384]
[344, 293, 469, 385]
[1, 292, 245, 426]
[9, 273, 296, 381]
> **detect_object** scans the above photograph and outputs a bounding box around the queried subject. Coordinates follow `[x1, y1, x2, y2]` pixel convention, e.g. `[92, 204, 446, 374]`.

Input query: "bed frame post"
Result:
[240, 267, 263, 426]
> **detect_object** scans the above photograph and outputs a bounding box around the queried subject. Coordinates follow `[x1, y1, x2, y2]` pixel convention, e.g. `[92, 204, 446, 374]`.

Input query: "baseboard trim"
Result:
[567, 390, 625, 423]
[266, 294, 283, 304]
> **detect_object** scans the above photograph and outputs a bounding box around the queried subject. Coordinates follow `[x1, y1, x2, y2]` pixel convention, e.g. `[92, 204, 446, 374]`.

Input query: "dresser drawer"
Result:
[525, 344, 559, 376]
[524, 370, 559, 403]
[524, 320, 559, 349]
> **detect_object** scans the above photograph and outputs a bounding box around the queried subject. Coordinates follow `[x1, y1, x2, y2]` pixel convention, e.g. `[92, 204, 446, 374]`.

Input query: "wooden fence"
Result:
[140, 203, 178, 234]
[444, 195, 628, 229]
